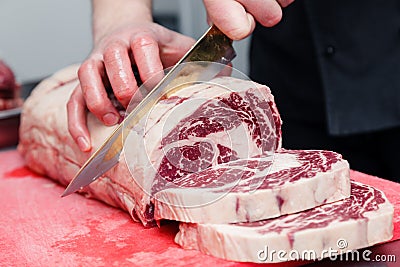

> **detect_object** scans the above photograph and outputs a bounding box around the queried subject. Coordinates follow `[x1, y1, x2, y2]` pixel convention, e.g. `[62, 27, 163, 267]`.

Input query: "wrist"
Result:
[92, 0, 153, 44]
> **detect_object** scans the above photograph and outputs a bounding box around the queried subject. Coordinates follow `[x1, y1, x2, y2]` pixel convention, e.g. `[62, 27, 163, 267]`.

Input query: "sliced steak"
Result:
[18, 65, 282, 227]
[154, 149, 350, 224]
[175, 181, 394, 263]
[124, 76, 282, 224]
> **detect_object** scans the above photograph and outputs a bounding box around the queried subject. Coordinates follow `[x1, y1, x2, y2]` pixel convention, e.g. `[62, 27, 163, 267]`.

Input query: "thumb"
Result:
[203, 0, 255, 40]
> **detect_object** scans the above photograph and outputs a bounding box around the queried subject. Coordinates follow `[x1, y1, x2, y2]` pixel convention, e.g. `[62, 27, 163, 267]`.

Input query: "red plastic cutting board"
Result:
[0, 150, 399, 267]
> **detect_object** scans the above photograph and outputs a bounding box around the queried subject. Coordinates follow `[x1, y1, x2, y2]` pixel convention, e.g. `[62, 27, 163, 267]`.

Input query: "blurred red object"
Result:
[0, 60, 17, 90]
[0, 60, 23, 148]
[0, 60, 22, 110]
[0, 112, 20, 147]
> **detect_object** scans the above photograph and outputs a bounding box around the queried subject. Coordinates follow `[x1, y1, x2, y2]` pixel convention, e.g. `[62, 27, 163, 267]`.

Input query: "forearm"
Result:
[92, 0, 153, 44]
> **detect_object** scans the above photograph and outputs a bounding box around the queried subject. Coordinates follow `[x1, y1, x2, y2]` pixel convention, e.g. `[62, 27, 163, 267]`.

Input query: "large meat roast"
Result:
[18, 65, 282, 226]
[18, 65, 393, 263]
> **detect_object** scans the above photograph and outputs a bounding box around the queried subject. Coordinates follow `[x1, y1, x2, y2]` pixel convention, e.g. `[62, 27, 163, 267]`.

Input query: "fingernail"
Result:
[77, 136, 90, 152]
[103, 113, 119, 126]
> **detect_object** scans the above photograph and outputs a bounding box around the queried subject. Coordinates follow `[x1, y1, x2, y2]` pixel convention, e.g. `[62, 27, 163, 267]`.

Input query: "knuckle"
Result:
[226, 26, 251, 40]
[103, 44, 126, 64]
[86, 98, 105, 114]
[114, 87, 134, 101]
[77, 63, 88, 78]
[104, 41, 125, 55]
[278, 0, 294, 8]
[80, 84, 93, 96]
[261, 13, 282, 27]
[131, 34, 157, 49]
[78, 59, 96, 79]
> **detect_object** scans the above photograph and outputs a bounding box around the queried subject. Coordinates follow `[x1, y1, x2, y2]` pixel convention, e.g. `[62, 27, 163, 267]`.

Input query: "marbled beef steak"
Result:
[154, 149, 350, 223]
[175, 181, 394, 263]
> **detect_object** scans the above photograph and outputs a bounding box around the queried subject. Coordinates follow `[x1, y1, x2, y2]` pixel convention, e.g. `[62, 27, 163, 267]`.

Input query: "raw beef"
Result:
[122, 74, 282, 224]
[0, 60, 22, 110]
[18, 65, 282, 227]
[154, 149, 350, 223]
[175, 181, 394, 263]
[0, 60, 16, 91]
[17, 65, 393, 264]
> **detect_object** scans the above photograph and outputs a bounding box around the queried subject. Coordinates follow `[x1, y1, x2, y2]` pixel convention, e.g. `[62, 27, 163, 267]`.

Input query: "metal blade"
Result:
[61, 126, 122, 197]
[62, 25, 235, 197]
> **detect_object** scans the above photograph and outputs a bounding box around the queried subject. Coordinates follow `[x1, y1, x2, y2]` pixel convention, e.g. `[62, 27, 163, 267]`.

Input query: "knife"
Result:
[62, 25, 235, 197]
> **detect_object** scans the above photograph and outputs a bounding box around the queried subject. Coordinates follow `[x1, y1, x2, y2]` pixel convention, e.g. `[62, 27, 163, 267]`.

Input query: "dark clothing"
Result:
[249, 0, 400, 182]
[282, 118, 400, 181]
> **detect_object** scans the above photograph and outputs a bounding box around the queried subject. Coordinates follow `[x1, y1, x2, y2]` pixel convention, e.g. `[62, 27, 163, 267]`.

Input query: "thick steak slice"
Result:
[18, 65, 282, 227]
[154, 149, 350, 224]
[123, 75, 282, 223]
[175, 181, 394, 263]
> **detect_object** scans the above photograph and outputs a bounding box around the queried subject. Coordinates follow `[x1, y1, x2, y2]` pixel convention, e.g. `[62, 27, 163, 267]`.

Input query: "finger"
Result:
[203, 0, 255, 40]
[130, 33, 164, 85]
[277, 0, 295, 8]
[103, 41, 138, 107]
[237, 0, 283, 27]
[156, 29, 196, 67]
[67, 85, 92, 152]
[216, 62, 233, 77]
[78, 59, 120, 126]
[206, 11, 212, 26]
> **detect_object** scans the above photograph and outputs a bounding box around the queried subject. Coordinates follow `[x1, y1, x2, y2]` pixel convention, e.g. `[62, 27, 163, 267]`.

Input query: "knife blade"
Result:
[62, 25, 235, 197]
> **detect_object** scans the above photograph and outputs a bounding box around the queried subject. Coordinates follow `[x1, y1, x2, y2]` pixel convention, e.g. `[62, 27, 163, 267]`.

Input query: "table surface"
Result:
[0, 150, 399, 267]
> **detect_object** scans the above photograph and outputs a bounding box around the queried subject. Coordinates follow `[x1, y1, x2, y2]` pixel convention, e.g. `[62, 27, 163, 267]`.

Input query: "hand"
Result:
[203, 0, 295, 40]
[67, 22, 195, 152]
